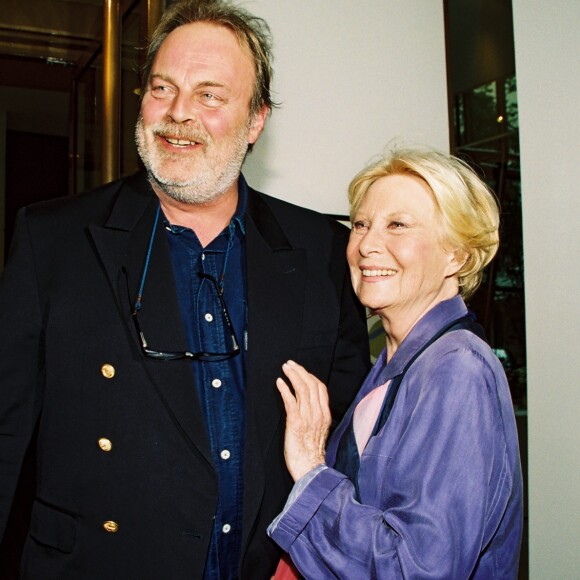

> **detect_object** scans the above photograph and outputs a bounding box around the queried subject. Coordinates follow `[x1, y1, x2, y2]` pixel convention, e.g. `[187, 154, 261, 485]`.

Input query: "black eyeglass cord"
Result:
[135, 202, 236, 313]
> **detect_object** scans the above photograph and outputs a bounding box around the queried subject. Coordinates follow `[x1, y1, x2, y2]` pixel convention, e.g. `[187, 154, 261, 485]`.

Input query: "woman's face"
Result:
[347, 173, 461, 327]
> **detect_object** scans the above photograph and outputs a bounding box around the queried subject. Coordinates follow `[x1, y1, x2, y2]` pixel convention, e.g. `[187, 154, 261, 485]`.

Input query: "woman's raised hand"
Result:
[276, 360, 332, 482]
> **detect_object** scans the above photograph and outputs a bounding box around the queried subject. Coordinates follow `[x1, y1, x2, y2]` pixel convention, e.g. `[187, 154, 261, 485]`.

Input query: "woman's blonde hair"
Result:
[348, 147, 500, 300]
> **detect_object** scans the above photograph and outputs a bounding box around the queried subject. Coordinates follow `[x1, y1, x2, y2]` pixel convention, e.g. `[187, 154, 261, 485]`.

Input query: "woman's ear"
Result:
[445, 248, 468, 278]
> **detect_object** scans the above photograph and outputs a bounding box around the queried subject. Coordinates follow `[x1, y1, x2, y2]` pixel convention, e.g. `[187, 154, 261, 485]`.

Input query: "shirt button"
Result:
[103, 520, 119, 533]
[222, 523, 231, 534]
[220, 449, 231, 460]
[98, 438, 113, 452]
[211, 378, 222, 388]
[204, 313, 214, 322]
[101, 364, 115, 379]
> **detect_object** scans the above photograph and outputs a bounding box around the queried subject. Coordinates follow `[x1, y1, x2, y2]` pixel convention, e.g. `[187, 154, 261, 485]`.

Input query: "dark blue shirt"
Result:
[165, 181, 248, 580]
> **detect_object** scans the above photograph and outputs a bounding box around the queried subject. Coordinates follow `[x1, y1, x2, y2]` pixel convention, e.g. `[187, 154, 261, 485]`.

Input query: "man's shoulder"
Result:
[248, 187, 348, 237]
[24, 171, 151, 224]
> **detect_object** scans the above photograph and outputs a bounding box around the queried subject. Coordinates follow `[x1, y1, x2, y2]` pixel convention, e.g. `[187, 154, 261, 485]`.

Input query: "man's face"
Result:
[136, 21, 268, 204]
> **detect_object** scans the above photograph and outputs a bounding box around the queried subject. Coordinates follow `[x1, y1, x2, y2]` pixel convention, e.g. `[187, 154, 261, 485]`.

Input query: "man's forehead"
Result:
[153, 21, 255, 78]
[160, 21, 251, 60]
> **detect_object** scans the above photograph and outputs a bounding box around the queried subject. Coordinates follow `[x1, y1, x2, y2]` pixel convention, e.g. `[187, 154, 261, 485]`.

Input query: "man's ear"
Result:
[248, 104, 269, 145]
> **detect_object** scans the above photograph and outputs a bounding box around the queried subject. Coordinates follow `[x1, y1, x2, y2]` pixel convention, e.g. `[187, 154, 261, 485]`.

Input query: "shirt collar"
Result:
[379, 295, 469, 381]
[231, 174, 248, 236]
[162, 174, 249, 237]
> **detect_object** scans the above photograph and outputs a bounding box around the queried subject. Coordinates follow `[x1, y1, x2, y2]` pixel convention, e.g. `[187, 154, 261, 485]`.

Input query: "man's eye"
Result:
[150, 85, 172, 97]
[200, 92, 222, 107]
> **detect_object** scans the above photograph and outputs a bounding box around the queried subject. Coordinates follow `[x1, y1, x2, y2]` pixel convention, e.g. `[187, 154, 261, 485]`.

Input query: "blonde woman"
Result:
[269, 148, 523, 579]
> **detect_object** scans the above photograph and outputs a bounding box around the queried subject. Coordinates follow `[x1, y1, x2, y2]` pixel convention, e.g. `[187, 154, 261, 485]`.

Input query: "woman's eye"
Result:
[352, 220, 369, 234]
[389, 221, 407, 229]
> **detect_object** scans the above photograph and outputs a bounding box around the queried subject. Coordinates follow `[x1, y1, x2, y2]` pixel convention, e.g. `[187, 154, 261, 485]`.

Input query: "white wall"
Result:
[242, 0, 450, 216]
[512, 1, 580, 577]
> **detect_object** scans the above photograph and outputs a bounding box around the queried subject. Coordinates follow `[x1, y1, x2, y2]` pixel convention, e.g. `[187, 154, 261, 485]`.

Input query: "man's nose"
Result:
[166, 93, 197, 124]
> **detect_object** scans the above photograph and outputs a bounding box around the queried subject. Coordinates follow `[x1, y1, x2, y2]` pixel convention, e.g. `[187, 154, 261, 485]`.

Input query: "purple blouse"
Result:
[269, 296, 523, 578]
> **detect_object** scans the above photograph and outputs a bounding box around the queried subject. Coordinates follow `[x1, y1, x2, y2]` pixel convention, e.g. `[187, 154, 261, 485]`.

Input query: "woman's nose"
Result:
[358, 228, 384, 256]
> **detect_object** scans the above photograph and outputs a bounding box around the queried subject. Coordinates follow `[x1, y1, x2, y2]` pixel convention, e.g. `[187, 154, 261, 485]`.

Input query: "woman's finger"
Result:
[280, 361, 331, 427]
[282, 360, 322, 409]
[281, 362, 311, 410]
[275, 377, 297, 413]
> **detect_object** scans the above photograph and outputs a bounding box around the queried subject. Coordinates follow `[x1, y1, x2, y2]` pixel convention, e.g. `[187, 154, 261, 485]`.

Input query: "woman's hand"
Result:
[276, 360, 332, 482]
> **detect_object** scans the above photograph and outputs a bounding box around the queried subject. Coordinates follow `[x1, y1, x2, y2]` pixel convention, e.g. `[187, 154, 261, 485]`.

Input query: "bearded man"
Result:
[0, 1, 369, 578]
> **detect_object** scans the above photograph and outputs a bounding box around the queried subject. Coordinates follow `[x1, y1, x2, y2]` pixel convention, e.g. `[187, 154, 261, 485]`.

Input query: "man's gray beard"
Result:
[135, 117, 249, 205]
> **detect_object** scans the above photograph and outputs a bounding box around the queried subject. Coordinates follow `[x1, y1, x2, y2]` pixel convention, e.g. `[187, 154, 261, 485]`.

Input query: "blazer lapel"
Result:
[242, 191, 307, 534]
[87, 173, 214, 471]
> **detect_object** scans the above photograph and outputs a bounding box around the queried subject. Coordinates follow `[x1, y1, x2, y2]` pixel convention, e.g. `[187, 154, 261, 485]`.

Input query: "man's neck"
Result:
[155, 186, 239, 247]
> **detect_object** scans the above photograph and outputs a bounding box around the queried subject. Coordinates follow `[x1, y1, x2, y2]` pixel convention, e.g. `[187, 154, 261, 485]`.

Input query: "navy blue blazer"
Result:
[0, 171, 369, 579]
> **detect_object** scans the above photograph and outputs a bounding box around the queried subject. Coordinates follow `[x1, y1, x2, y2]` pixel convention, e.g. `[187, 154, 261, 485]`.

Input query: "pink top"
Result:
[352, 380, 391, 455]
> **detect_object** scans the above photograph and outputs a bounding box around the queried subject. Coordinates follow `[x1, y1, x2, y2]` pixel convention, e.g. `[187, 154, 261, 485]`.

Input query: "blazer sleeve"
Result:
[0, 208, 44, 539]
[269, 345, 518, 579]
